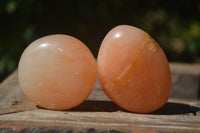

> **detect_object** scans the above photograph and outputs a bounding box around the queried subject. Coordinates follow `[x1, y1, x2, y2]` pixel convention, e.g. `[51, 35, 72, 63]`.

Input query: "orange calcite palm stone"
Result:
[18, 34, 97, 110]
[97, 25, 171, 113]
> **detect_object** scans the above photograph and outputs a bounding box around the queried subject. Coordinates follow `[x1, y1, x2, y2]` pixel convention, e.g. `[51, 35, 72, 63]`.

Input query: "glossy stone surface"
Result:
[97, 25, 171, 113]
[18, 34, 97, 110]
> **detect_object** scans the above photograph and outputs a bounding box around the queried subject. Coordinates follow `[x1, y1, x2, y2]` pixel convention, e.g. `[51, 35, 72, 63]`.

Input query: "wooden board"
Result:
[0, 63, 200, 133]
[170, 63, 200, 100]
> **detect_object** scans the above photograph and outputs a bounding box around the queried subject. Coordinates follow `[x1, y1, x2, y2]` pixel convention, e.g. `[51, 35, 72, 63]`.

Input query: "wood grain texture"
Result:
[0, 108, 200, 132]
[0, 70, 36, 115]
[0, 63, 200, 132]
[170, 63, 200, 100]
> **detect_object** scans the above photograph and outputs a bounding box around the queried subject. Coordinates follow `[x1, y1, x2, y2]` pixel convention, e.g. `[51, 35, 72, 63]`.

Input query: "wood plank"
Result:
[0, 63, 200, 132]
[0, 109, 200, 132]
[0, 71, 36, 115]
[170, 63, 200, 100]
[0, 63, 200, 115]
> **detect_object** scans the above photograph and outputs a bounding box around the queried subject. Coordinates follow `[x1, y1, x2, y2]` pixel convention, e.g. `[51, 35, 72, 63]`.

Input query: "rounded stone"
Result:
[97, 25, 171, 113]
[18, 34, 97, 110]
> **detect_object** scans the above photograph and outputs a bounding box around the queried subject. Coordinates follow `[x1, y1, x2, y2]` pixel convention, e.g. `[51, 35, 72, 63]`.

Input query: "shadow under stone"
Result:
[69, 100, 123, 112]
[154, 102, 200, 115]
[72, 101, 200, 115]
[38, 100, 200, 115]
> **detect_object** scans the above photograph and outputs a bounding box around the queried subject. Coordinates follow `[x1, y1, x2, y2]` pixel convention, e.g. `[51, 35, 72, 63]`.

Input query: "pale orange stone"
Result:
[18, 34, 97, 110]
[97, 25, 171, 113]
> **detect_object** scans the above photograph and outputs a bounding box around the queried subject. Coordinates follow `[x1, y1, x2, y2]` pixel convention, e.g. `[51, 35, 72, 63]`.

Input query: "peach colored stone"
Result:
[97, 25, 171, 113]
[18, 34, 97, 110]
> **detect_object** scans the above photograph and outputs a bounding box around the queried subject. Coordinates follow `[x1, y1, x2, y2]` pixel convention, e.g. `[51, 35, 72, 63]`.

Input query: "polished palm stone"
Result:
[97, 25, 171, 113]
[18, 34, 97, 110]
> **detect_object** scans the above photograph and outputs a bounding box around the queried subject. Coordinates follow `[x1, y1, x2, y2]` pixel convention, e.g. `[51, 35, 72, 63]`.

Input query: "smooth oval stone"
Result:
[97, 25, 171, 113]
[18, 34, 97, 110]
